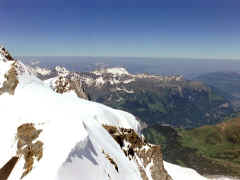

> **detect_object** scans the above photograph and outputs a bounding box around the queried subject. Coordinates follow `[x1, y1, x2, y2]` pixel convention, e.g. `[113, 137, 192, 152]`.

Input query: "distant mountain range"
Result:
[33, 65, 235, 129]
[20, 56, 240, 79]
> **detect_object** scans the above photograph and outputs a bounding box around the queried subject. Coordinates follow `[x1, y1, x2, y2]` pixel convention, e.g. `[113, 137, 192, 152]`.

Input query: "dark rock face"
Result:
[0, 157, 19, 180]
[103, 125, 172, 180]
[0, 47, 14, 61]
[102, 150, 119, 173]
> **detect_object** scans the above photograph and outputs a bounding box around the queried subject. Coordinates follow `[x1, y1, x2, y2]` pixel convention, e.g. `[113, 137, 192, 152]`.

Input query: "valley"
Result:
[143, 117, 240, 178]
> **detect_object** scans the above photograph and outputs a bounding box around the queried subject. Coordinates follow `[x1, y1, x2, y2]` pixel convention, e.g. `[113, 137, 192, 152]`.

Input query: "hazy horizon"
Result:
[20, 56, 240, 79]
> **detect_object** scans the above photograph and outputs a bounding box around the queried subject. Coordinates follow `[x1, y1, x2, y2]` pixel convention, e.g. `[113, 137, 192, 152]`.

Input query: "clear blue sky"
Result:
[1, 0, 240, 59]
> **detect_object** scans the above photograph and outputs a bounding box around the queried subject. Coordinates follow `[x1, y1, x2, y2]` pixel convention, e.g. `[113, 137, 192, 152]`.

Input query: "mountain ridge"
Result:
[37, 65, 235, 128]
[0, 46, 212, 180]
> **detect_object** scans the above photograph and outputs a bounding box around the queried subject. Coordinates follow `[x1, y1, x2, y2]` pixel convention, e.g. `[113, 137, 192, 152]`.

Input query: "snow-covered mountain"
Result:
[42, 66, 184, 89]
[0, 46, 213, 180]
[39, 65, 234, 130]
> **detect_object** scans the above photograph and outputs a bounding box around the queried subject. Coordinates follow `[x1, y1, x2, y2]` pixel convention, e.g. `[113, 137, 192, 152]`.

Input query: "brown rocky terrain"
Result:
[0, 47, 19, 95]
[103, 125, 172, 180]
[0, 157, 19, 180]
[49, 67, 89, 100]
[16, 123, 43, 179]
[0, 123, 43, 180]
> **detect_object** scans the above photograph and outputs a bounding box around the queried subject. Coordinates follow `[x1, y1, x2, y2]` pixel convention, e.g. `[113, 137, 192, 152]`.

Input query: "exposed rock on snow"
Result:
[16, 123, 43, 178]
[0, 63, 19, 95]
[103, 125, 172, 180]
[102, 150, 119, 173]
[0, 46, 14, 61]
[46, 66, 89, 99]
[0, 157, 19, 180]
[0, 47, 19, 95]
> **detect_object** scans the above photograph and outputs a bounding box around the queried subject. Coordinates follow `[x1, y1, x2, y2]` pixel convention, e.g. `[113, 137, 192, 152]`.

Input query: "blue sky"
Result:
[1, 0, 240, 59]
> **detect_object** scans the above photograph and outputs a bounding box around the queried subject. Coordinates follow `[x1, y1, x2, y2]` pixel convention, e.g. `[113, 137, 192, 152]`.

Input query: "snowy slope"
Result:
[0, 48, 143, 179]
[164, 161, 208, 180]
[0, 75, 142, 180]
[0, 47, 228, 180]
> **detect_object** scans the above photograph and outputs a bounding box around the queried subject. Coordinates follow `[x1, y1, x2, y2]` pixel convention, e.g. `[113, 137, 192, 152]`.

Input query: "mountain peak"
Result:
[54, 66, 70, 76]
[93, 67, 130, 76]
[0, 46, 14, 62]
[0, 46, 18, 95]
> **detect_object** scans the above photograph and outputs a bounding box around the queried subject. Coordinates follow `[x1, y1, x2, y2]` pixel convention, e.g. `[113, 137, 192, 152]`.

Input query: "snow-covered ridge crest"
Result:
[0, 78, 142, 179]
[0, 47, 144, 179]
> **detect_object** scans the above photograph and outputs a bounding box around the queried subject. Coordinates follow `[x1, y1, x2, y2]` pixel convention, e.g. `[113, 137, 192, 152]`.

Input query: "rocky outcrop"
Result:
[0, 64, 19, 95]
[0, 123, 43, 180]
[51, 74, 89, 99]
[0, 157, 19, 180]
[16, 123, 43, 179]
[0, 47, 14, 61]
[103, 125, 172, 180]
[49, 67, 89, 100]
[0, 47, 19, 95]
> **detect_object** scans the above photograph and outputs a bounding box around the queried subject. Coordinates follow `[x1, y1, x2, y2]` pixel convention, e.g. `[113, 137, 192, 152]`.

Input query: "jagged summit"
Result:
[0, 46, 14, 61]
